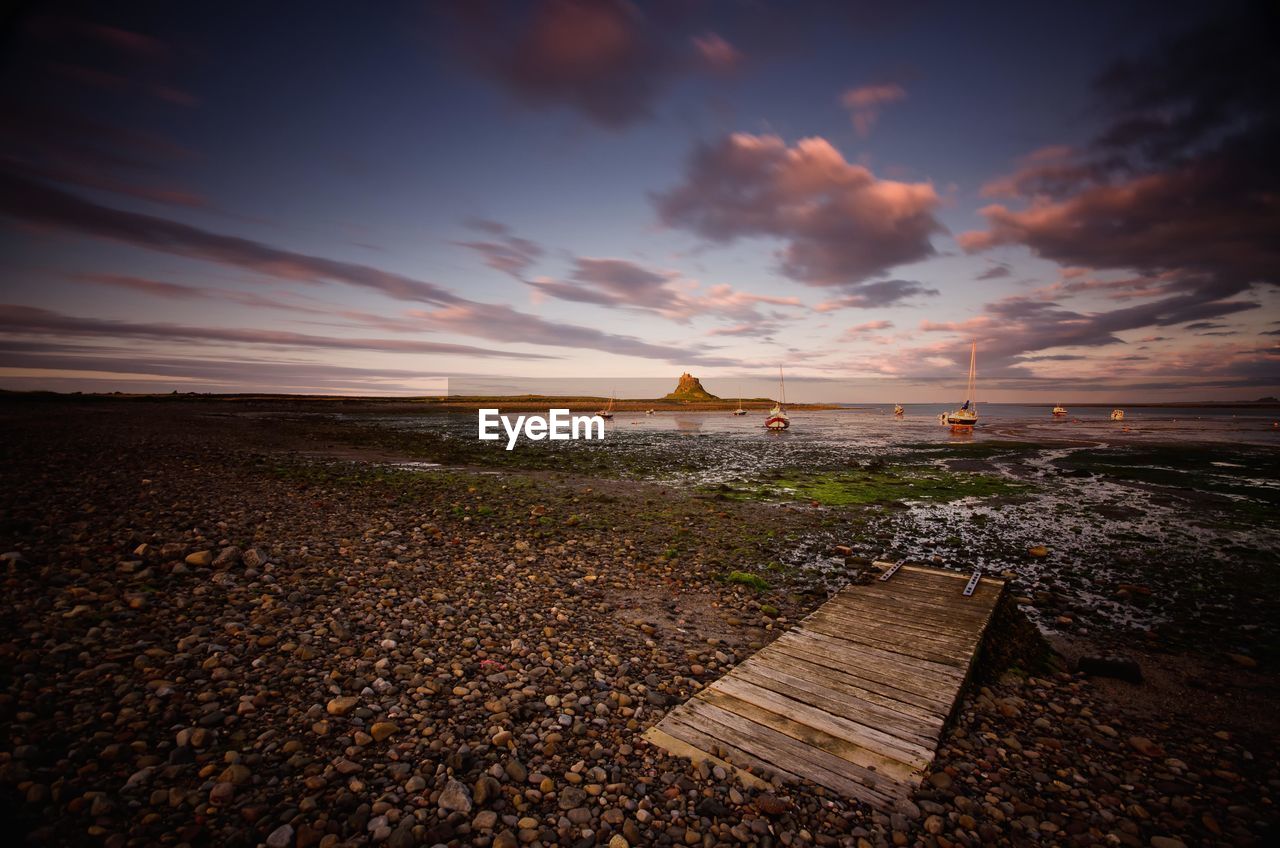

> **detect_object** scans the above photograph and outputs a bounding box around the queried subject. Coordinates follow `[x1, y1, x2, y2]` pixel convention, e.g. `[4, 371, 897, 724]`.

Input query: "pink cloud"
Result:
[841, 83, 906, 137]
[655, 133, 942, 286]
[692, 33, 741, 71]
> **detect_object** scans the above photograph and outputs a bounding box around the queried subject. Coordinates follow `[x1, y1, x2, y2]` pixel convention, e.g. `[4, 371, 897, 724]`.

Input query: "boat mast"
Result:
[967, 342, 977, 409]
[778, 365, 786, 406]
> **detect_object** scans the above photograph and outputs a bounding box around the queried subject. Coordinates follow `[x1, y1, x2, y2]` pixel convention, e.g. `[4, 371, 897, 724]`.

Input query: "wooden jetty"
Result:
[643, 564, 1006, 811]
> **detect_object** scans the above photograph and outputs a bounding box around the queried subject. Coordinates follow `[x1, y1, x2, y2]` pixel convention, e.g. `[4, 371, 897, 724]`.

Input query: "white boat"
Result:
[645, 409, 655, 415]
[1052, 403, 1068, 416]
[733, 392, 746, 415]
[596, 393, 615, 420]
[1111, 408, 1125, 421]
[893, 404, 904, 416]
[765, 367, 790, 430]
[943, 343, 979, 429]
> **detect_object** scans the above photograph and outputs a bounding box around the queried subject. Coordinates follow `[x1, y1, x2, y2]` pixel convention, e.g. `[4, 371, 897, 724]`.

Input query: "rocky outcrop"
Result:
[663, 372, 720, 402]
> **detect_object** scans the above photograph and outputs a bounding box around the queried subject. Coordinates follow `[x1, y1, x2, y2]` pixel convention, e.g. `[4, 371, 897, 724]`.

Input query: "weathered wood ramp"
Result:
[643, 564, 1006, 811]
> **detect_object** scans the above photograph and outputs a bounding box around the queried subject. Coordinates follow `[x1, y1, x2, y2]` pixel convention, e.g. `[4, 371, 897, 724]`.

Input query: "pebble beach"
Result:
[1, 398, 1276, 847]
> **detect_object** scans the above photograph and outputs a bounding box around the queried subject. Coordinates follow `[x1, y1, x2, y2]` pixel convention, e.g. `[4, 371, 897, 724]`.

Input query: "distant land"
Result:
[0, 389, 1275, 411]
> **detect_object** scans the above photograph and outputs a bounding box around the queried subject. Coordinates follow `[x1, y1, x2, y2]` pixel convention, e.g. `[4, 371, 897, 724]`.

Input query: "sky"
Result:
[0, 0, 1277, 402]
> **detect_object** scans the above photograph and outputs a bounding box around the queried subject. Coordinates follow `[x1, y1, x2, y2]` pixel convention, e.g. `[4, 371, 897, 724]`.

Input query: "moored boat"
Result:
[943, 343, 979, 429]
[764, 367, 790, 430]
[893, 404, 904, 416]
[733, 391, 746, 415]
[645, 409, 655, 415]
[596, 393, 615, 420]
[1052, 404, 1068, 416]
[1111, 408, 1125, 421]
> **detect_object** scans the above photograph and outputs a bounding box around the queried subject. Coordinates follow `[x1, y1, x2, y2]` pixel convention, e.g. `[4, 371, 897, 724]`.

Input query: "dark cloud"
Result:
[1, 171, 465, 305]
[0, 175, 739, 365]
[0, 347, 455, 395]
[443, 0, 739, 129]
[974, 263, 1011, 281]
[655, 134, 943, 286]
[522, 256, 804, 331]
[815, 280, 938, 311]
[0, 304, 551, 359]
[454, 219, 545, 279]
[960, 6, 1279, 322]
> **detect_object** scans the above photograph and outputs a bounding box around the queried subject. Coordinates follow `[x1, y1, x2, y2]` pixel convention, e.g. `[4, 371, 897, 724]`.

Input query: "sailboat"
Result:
[1052, 403, 1068, 416]
[1110, 408, 1125, 421]
[765, 367, 790, 430]
[943, 342, 979, 429]
[893, 404, 904, 417]
[733, 390, 747, 415]
[596, 392, 615, 420]
[645, 408, 655, 415]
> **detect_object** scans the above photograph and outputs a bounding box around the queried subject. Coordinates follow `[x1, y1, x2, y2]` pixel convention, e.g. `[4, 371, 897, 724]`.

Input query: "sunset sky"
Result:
[1, 0, 1277, 401]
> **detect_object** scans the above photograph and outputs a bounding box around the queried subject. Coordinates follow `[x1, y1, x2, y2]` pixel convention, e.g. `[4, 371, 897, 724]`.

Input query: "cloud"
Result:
[974, 262, 1011, 281]
[841, 319, 893, 340]
[0, 304, 551, 359]
[454, 219, 544, 279]
[959, 7, 1279, 322]
[840, 83, 906, 136]
[1, 171, 464, 305]
[692, 33, 741, 72]
[444, 0, 709, 129]
[0, 173, 738, 365]
[655, 133, 943, 286]
[525, 256, 804, 329]
[814, 279, 938, 311]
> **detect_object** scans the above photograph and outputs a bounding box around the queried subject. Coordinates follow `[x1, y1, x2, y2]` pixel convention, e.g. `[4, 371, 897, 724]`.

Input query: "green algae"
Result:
[707, 465, 1026, 507]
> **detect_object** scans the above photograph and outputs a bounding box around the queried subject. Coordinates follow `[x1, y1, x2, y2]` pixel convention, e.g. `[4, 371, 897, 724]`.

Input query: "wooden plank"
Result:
[735, 660, 947, 728]
[784, 627, 969, 679]
[802, 613, 976, 664]
[809, 607, 984, 646]
[732, 664, 943, 745]
[669, 700, 911, 806]
[758, 642, 953, 713]
[833, 588, 996, 625]
[901, 564, 1005, 588]
[642, 725, 779, 789]
[705, 677, 938, 765]
[769, 639, 955, 702]
[850, 577, 1002, 607]
[697, 686, 929, 779]
[770, 632, 959, 693]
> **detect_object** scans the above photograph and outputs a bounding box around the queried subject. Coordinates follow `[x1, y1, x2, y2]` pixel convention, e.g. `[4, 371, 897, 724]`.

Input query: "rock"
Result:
[438, 778, 472, 813]
[493, 831, 518, 848]
[184, 550, 213, 566]
[1227, 653, 1258, 668]
[756, 793, 790, 816]
[213, 546, 241, 568]
[1078, 654, 1143, 683]
[1150, 838, 1187, 848]
[927, 771, 952, 790]
[608, 836, 629, 848]
[242, 548, 267, 568]
[369, 721, 396, 742]
[266, 824, 295, 847]
[1129, 736, 1166, 758]
[473, 810, 498, 830]
[326, 696, 359, 716]
[1027, 545, 1049, 558]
